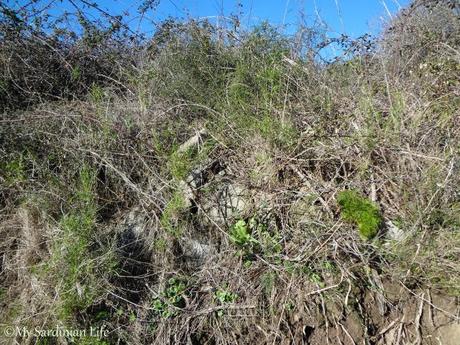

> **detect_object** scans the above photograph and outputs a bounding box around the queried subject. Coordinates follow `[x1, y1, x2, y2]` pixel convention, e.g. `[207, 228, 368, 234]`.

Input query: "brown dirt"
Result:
[297, 282, 460, 345]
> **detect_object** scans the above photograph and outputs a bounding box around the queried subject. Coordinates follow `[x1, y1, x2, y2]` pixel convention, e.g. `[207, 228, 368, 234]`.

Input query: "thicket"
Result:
[1, 0, 459, 344]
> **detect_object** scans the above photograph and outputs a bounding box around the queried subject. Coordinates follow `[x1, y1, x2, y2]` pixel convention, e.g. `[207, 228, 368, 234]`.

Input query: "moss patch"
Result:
[337, 190, 382, 240]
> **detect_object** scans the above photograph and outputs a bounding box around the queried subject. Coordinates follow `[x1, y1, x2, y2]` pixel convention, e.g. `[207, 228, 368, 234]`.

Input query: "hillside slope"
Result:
[1, 1, 460, 344]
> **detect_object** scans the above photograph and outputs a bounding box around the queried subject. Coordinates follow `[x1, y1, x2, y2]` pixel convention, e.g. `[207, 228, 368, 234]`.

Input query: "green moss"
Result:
[337, 190, 382, 240]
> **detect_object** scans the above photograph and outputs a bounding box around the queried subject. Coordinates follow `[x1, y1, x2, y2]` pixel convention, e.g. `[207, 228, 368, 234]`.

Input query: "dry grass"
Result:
[1, 1, 460, 344]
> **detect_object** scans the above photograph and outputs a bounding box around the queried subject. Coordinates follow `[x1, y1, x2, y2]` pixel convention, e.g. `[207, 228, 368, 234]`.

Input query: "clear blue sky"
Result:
[11, 0, 410, 38]
[151, 0, 409, 36]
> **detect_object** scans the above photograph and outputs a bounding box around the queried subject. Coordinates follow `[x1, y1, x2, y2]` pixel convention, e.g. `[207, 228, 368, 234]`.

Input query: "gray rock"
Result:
[180, 237, 215, 263]
[385, 220, 406, 242]
[122, 207, 147, 237]
[201, 182, 249, 225]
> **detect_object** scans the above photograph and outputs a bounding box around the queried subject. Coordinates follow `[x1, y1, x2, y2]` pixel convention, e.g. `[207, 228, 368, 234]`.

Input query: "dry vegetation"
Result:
[1, 0, 460, 344]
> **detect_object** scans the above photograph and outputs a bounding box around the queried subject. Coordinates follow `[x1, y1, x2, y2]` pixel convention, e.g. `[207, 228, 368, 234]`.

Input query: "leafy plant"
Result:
[229, 219, 257, 247]
[214, 286, 237, 316]
[230, 218, 282, 259]
[152, 277, 187, 318]
[284, 299, 295, 312]
[214, 287, 237, 304]
[337, 190, 382, 240]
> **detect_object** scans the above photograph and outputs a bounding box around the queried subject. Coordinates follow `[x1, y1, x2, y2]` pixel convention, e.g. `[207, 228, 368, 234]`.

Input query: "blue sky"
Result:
[11, 0, 410, 39]
[150, 0, 409, 36]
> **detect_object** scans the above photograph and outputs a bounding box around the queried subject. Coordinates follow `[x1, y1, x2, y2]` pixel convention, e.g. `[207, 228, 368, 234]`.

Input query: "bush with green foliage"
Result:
[45, 166, 116, 320]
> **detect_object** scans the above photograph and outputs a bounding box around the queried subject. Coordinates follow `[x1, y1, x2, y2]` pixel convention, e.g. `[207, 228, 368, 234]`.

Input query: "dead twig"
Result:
[186, 304, 256, 318]
[413, 292, 425, 345]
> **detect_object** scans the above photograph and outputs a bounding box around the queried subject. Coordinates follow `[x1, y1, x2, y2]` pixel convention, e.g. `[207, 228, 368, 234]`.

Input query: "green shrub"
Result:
[167, 139, 215, 180]
[168, 150, 193, 181]
[337, 190, 382, 240]
[76, 337, 109, 345]
[260, 272, 277, 296]
[45, 166, 116, 320]
[2, 155, 26, 185]
[160, 191, 187, 236]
